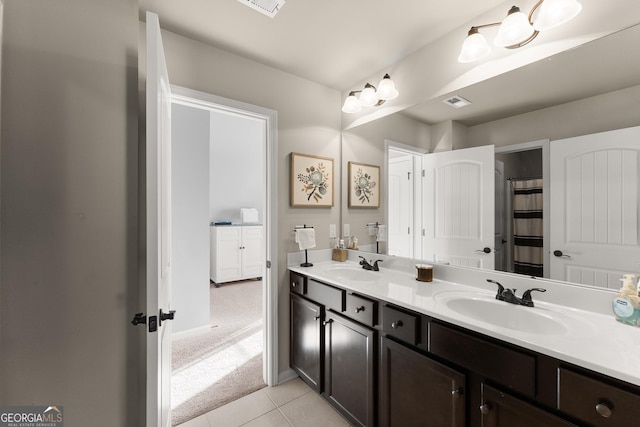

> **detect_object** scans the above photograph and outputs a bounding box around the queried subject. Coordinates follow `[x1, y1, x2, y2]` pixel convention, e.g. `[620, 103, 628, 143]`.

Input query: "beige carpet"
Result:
[171, 279, 266, 426]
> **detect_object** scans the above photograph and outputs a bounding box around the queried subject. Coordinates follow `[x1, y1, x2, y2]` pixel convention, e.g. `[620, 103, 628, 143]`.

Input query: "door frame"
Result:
[171, 85, 279, 386]
[495, 139, 550, 278]
[384, 140, 427, 259]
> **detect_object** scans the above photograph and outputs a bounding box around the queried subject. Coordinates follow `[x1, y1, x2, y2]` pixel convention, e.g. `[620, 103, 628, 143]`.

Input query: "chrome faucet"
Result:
[359, 256, 383, 271]
[486, 279, 546, 307]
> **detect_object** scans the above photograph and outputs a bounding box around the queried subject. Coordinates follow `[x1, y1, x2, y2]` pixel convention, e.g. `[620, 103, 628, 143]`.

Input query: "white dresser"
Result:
[210, 225, 264, 285]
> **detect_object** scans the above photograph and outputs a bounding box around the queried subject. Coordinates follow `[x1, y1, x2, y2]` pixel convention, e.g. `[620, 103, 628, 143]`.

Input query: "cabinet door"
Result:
[241, 226, 263, 279]
[290, 293, 323, 392]
[380, 337, 465, 427]
[480, 384, 577, 427]
[324, 311, 375, 427]
[212, 226, 242, 282]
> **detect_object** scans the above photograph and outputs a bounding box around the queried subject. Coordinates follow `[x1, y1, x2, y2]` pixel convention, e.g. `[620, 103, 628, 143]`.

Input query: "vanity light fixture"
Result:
[342, 74, 399, 113]
[458, 0, 583, 63]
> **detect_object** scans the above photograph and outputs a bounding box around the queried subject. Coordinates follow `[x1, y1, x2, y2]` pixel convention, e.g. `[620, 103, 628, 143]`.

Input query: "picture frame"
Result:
[348, 161, 380, 208]
[290, 152, 334, 207]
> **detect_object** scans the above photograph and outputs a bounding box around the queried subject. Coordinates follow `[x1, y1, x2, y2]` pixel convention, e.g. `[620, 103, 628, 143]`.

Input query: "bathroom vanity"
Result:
[288, 259, 640, 427]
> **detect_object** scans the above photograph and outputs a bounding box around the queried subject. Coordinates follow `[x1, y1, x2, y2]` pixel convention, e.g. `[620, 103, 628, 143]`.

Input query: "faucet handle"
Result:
[521, 288, 546, 306]
[486, 279, 505, 299]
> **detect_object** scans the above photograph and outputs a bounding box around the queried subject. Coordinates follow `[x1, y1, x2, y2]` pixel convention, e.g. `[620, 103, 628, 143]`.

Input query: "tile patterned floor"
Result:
[177, 377, 350, 427]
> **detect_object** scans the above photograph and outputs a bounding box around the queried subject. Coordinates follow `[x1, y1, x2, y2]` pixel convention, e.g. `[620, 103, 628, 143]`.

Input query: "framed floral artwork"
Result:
[290, 152, 334, 207]
[348, 161, 380, 208]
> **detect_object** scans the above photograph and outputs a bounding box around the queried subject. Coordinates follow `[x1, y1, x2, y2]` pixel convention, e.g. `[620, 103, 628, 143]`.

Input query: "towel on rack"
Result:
[376, 225, 387, 242]
[296, 228, 316, 250]
[367, 224, 377, 236]
[240, 208, 259, 224]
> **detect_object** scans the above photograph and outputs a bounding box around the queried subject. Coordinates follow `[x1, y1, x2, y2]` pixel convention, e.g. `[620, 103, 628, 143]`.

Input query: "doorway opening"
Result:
[495, 140, 549, 278]
[168, 86, 278, 425]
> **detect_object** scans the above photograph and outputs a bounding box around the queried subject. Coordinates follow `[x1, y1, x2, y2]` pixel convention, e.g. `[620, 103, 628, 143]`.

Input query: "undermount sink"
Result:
[434, 291, 570, 335]
[322, 266, 380, 283]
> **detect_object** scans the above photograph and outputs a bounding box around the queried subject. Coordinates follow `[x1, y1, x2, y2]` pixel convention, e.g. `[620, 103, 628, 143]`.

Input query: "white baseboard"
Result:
[171, 324, 213, 341]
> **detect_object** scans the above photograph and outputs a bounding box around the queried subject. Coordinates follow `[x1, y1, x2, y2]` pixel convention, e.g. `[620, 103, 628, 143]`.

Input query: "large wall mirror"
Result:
[341, 24, 640, 291]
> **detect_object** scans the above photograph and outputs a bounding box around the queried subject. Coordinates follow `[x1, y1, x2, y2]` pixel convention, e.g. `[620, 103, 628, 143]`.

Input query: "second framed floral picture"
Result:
[348, 161, 380, 208]
[290, 152, 334, 207]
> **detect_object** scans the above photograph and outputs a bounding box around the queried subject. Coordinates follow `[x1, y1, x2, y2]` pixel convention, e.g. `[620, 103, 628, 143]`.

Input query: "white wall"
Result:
[172, 103, 211, 332]
[0, 1, 139, 425]
[210, 111, 264, 223]
[463, 85, 640, 148]
[157, 28, 342, 378]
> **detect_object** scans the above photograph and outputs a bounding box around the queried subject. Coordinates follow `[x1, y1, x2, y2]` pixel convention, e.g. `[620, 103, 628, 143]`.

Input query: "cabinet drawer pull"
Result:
[355, 306, 365, 313]
[323, 319, 333, 326]
[479, 403, 491, 415]
[451, 388, 463, 398]
[391, 320, 404, 329]
[291, 282, 297, 287]
[595, 402, 613, 418]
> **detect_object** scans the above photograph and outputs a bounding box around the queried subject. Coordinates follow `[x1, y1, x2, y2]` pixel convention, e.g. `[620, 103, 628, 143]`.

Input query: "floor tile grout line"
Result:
[276, 407, 295, 427]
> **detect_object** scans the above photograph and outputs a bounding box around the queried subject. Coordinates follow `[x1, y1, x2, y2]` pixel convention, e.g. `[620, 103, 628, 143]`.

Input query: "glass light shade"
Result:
[359, 84, 378, 106]
[341, 93, 361, 113]
[376, 74, 399, 100]
[533, 0, 582, 31]
[458, 30, 491, 63]
[494, 7, 535, 47]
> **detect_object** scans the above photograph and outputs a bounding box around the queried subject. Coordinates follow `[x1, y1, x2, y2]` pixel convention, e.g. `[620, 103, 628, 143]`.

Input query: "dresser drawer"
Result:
[344, 293, 377, 327]
[307, 279, 345, 312]
[558, 367, 640, 426]
[382, 304, 419, 346]
[429, 322, 536, 397]
[290, 271, 306, 295]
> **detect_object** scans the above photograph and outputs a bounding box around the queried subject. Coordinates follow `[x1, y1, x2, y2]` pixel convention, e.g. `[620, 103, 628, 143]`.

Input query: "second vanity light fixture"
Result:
[342, 74, 399, 113]
[458, 0, 583, 63]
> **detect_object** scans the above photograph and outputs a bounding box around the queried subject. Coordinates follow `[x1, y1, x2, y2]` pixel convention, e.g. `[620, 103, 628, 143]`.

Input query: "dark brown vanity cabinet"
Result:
[379, 336, 465, 427]
[290, 270, 640, 427]
[290, 292, 323, 392]
[324, 310, 376, 427]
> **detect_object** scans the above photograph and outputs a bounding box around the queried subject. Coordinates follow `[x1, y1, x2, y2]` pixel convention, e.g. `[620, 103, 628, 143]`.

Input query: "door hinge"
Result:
[266, 260, 272, 269]
[422, 229, 426, 236]
[407, 172, 411, 180]
[422, 169, 425, 178]
[408, 227, 411, 234]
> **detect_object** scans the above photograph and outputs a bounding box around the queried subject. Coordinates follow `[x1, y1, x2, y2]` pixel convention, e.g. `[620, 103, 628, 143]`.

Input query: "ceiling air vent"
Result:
[443, 96, 472, 109]
[238, 0, 286, 18]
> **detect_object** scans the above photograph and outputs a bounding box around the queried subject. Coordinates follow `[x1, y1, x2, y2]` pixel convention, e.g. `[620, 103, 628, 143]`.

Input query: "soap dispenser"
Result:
[612, 274, 640, 326]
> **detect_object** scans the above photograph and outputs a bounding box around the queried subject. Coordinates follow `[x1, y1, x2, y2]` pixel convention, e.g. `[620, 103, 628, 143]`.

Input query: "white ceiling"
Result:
[139, 0, 506, 90]
[139, 1, 640, 126]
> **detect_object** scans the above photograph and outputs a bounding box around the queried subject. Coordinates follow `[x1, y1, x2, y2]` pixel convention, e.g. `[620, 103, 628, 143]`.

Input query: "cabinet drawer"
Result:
[307, 279, 345, 312]
[344, 293, 377, 327]
[382, 304, 419, 346]
[290, 271, 306, 295]
[430, 322, 536, 397]
[558, 368, 640, 426]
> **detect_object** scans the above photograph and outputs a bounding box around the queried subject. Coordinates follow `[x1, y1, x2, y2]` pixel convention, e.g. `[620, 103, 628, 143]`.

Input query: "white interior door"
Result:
[423, 145, 495, 269]
[146, 12, 173, 427]
[388, 155, 414, 257]
[549, 126, 640, 288]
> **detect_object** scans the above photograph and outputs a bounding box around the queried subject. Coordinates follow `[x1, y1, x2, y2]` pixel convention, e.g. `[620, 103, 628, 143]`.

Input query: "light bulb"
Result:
[494, 6, 535, 47]
[359, 84, 378, 107]
[341, 92, 361, 113]
[534, 0, 582, 31]
[376, 74, 399, 100]
[458, 28, 491, 63]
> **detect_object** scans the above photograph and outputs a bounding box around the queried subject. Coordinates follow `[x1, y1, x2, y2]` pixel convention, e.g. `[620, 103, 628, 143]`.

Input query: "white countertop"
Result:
[289, 259, 640, 387]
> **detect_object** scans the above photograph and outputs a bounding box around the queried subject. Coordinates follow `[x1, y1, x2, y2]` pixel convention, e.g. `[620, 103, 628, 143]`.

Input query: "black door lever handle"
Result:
[159, 309, 176, 326]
